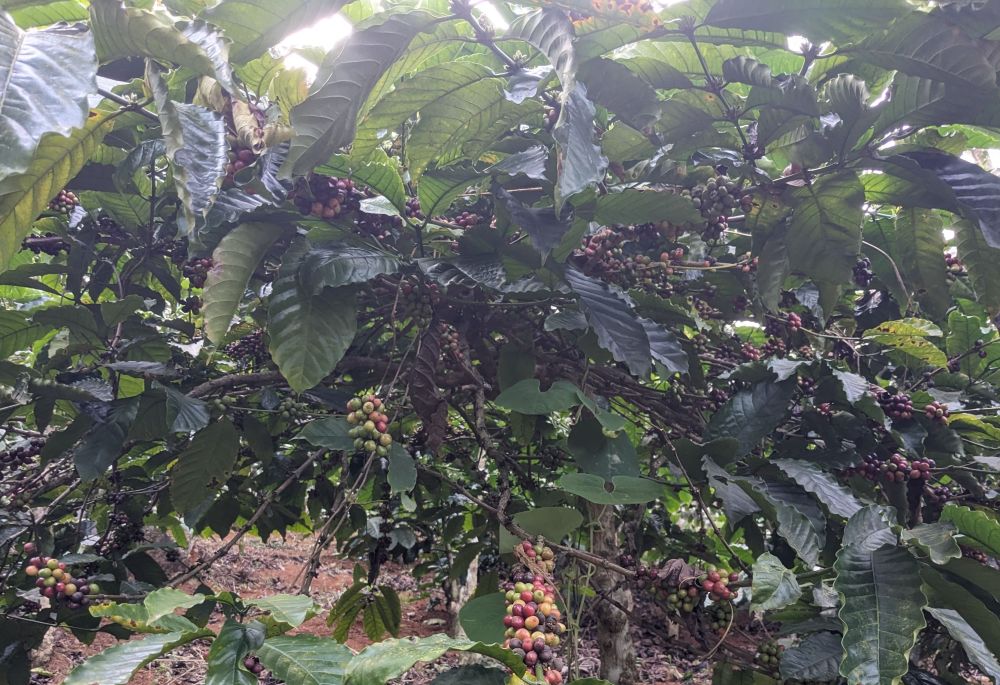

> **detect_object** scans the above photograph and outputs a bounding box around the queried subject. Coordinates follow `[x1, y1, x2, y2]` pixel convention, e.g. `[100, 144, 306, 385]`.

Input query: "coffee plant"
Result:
[4, 1, 1000, 684]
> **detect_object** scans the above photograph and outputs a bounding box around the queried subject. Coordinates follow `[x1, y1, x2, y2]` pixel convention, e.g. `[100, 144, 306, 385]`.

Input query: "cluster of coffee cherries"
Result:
[0, 438, 43, 474]
[278, 397, 308, 421]
[224, 329, 269, 367]
[398, 278, 440, 323]
[707, 600, 734, 632]
[452, 210, 484, 228]
[182, 257, 213, 288]
[945, 254, 966, 278]
[224, 148, 256, 186]
[242, 654, 266, 678]
[755, 638, 783, 676]
[294, 174, 366, 220]
[404, 197, 424, 220]
[681, 176, 753, 240]
[843, 453, 934, 483]
[346, 395, 393, 456]
[502, 541, 566, 684]
[876, 389, 914, 420]
[853, 257, 874, 287]
[438, 323, 462, 360]
[22, 233, 70, 256]
[23, 545, 99, 610]
[924, 401, 949, 425]
[48, 189, 79, 214]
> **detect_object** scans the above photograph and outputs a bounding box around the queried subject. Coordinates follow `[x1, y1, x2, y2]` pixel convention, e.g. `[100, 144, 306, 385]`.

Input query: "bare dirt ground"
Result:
[32, 534, 715, 685]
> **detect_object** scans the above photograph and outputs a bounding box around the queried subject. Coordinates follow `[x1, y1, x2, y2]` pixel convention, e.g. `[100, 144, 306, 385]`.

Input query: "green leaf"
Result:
[593, 189, 703, 227]
[922, 565, 1000, 666]
[205, 620, 266, 685]
[865, 318, 948, 368]
[743, 480, 825, 567]
[296, 417, 354, 451]
[315, 150, 407, 214]
[498, 507, 584, 554]
[0, 112, 113, 270]
[494, 185, 571, 261]
[64, 631, 210, 685]
[843, 506, 897, 551]
[0, 13, 96, 183]
[430, 666, 506, 685]
[74, 397, 139, 481]
[706, 380, 796, 456]
[494, 379, 580, 414]
[772, 459, 864, 519]
[406, 79, 517, 180]
[203, 223, 283, 344]
[387, 443, 416, 495]
[0, 310, 52, 358]
[268, 240, 358, 392]
[577, 57, 663, 130]
[900, 523, 961, 565]
[779, 631, 842, 683]
[704, 0, 911, 43]
[486, 146, 548, 181]
[282, 12, 435, 176]
[417, 165, 485, 219]
[9, 1, 90, 27]
[785, 171, 865, 288]
[895, 208, 950, 321]
[458, 593, 506, 645]
[925, 607, 1000, 683]
[557, 472, 663, 504]
[202, 0, 350, 63]
[941, 504, 1000, 557]
[299, 245, 403, 294]
[170, 419, 240, 515]
[343, 635, 525, 685]
[751, 552, 803, 613]
[90, 0, 234, 92]
[836, 533, 926, 685]
[248, 595, 316, 629]
[147, 63, 228, 235]
[902, 149, 1000, 252]
[853, 14, 998, 93]
[565, 266, 650, 376]
[567, 415, 638, 478]
[553, 85, 608, 208]
[354, 61, 499, 161]
[947, 310, 989, 377]
[956, 218, 1000, 315]
[506, 8, 575, 92]
[256, 635, 353, 685]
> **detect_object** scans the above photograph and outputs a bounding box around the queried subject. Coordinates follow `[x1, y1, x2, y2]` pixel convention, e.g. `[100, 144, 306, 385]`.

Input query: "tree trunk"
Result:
[446, 552, 479, 637]
[588, 504, 639, 685]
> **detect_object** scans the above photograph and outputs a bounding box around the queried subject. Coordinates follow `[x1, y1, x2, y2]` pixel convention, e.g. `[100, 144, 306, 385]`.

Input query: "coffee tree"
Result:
[4, 0, 1000, 683]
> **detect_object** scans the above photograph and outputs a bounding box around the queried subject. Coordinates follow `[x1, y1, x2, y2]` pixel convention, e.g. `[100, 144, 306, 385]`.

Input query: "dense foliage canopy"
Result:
[7, 0, 1000, 684]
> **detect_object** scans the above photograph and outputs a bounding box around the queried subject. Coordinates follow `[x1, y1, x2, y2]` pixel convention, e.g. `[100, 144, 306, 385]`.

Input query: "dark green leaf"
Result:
[299, 245, 403, 294]
[170, 420, 240, 515]
[704, 0, 911, 43]
[565, 266, 650, 376]
[283, 12, 435, 176]
[779, 632, 842, 683]
[387, 444, 416, 495]
[458, 593, 506, 645]
[706, 380, 795, 456]
[557, 472, 663, 504]
[268, 241, 357, 392]
[203, 223, 284, 344]
[342, 635, 525, 685]
[64, 631, 209, 685]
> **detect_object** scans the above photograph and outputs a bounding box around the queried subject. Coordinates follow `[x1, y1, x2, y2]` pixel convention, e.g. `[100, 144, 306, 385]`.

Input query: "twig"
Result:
[97, 89, 159, 123]
[168, 449, 326, 586]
